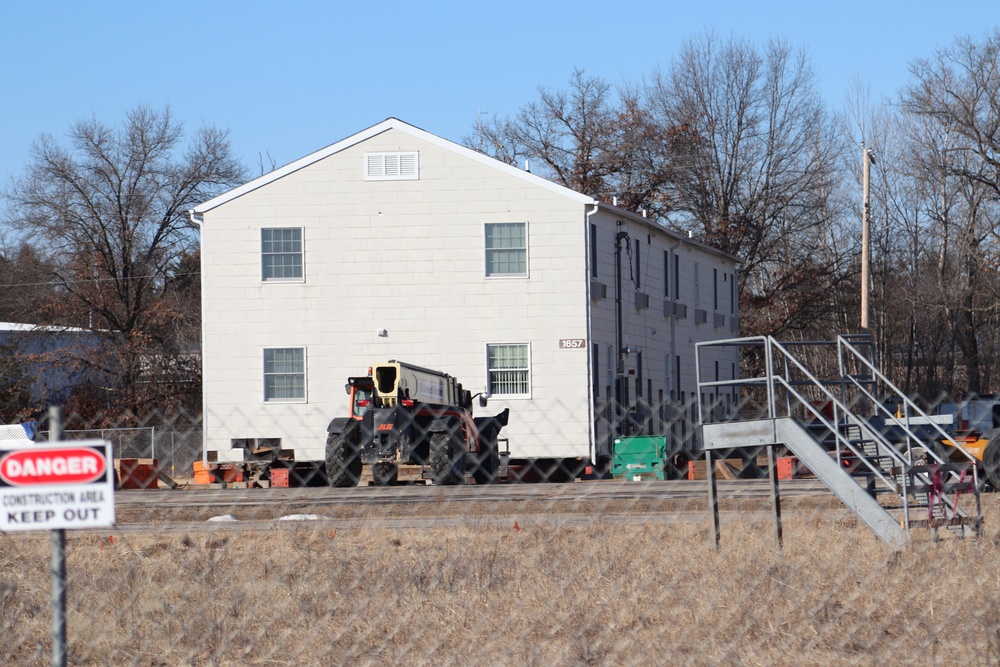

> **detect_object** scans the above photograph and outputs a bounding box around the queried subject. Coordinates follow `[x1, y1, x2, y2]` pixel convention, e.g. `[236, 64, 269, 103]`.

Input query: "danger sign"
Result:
[1, 447, 105, 485]
[0, 440, 115, 532]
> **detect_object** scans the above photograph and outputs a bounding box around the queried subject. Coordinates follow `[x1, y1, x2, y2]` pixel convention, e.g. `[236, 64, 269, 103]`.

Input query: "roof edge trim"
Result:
[597, 202, 743, 264]
[193, 118, 595, 214]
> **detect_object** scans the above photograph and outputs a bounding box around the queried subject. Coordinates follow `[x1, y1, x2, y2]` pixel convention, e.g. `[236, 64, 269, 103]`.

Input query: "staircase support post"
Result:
[768, 445, 783, 551]
[707, 450, 720, 551]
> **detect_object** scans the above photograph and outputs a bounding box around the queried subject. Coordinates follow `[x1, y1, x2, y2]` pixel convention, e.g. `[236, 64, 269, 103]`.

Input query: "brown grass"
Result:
[3, 495, 1000, 665]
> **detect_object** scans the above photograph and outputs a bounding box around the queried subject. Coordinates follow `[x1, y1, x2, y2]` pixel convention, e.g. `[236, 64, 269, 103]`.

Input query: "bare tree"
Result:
[901, 31, 1000, 395]
[0, 241, 58, 324]
[647, 34, 849, 337]
[904, 30, 1000, 199]
[0, 338, 33, 423]
[2, 105, 248, 420]
[466, 70, 677, 218]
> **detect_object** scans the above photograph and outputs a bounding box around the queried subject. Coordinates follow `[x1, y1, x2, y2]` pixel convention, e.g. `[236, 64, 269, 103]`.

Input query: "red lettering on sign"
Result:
[0, 448, 105, 486]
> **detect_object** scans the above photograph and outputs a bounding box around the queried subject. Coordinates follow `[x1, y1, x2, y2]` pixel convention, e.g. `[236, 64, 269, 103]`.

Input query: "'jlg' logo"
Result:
[377, 424, 393, 431]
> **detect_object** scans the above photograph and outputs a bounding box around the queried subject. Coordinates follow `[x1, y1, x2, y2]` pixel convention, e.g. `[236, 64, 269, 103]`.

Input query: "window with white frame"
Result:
[261, 228, 303, 281]
[484, 223, 528, 277]
[263, 348, 306, 402]
[487, 343, 530, 396]
[365, 152, 419, 180]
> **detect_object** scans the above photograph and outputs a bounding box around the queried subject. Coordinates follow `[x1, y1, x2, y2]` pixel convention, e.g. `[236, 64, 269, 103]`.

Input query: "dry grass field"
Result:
[3, 490, 1000, 665]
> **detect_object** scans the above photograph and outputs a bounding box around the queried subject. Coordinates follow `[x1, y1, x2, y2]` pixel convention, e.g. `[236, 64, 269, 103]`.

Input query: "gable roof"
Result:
[192, 117, 595, 214]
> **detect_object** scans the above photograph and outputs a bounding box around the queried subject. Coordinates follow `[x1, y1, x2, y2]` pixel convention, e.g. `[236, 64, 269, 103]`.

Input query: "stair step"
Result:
[908, 463, 977, 475]
[908, 516, 982, 530]
[837, 456, 897, 469]
[907, 481, 978, 495]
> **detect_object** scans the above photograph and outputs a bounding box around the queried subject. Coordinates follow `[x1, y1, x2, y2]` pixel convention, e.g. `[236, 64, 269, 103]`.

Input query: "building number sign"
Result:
[559, 339, 587, 349]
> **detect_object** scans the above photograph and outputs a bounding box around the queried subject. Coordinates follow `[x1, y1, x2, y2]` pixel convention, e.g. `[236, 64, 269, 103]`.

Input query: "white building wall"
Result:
[586, 209, 740, 450]
[201, 128, 595, 462]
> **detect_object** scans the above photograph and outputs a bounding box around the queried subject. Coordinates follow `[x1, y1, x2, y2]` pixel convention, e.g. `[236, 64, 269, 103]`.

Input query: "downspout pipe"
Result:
[187, 209, 209, 466]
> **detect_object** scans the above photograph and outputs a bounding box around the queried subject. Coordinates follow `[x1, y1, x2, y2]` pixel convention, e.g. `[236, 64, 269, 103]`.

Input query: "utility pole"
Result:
[861, 143, 874, 332]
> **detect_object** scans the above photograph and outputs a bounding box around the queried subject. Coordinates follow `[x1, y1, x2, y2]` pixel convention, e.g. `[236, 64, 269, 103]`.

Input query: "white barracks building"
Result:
[192, 118, 740, 468]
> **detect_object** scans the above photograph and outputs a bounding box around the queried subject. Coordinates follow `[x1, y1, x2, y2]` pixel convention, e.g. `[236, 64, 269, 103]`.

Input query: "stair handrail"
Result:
[694, 335, 902, 477]
[838, 337, 978, 467]
[767, 338, 913, 489]
[839, 374, 919, 462]
[695, 335, 772, 427]
[840, 374, 948, 466]
[838, 337, 979, 527]
[771, 374, 904, 492]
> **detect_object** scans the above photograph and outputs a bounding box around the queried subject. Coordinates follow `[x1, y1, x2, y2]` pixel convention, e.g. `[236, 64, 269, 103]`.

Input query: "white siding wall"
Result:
[202, 129, 593, 461]
[586, 212, 740, 448]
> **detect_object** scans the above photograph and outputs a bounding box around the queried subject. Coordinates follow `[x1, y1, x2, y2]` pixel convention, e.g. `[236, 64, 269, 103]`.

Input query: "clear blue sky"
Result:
[0, 1, 996, 186]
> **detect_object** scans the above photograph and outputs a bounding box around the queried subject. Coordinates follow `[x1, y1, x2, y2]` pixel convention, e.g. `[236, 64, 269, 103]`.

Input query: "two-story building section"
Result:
[191, 118, 740, 476]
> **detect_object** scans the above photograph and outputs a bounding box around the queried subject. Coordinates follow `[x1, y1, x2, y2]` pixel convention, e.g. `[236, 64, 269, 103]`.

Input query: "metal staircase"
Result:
[697, 334, 982, 548]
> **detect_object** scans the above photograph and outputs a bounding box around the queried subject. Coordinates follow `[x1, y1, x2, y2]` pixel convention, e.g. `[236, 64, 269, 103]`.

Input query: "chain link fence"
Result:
[44, 426, 203, 482]
[2, 396, 1000, 665]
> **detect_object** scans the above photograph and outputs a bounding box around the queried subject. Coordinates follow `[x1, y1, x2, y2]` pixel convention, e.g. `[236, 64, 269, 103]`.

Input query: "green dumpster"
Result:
[612, 435, 667, 480]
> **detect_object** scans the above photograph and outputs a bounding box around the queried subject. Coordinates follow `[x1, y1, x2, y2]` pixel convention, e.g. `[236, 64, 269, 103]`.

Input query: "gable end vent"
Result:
[365, 152, 419, 180]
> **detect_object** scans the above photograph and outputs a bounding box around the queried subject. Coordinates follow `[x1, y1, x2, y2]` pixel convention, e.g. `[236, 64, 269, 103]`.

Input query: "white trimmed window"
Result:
[261, 228, 303, 281]
[365, 152, 419, 180]
[485, 222, 528, 277]
[487, 343, 530, 397]
[263, 348, 306, 402]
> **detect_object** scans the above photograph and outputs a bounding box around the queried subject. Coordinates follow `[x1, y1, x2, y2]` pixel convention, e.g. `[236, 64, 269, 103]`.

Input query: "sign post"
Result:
[0, 407, 115, 667]
[49, 406, 64, 667]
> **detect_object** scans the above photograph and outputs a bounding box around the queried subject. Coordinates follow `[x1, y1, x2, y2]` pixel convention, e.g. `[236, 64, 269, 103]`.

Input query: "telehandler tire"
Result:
[923, 440, 952, 465]
[430, 428, 465, 485]
[372, 462, 398, 486]
[326, 432, 362, 488]
[471, 441, 499, 485]
[981, 432, 1000, 490]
